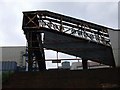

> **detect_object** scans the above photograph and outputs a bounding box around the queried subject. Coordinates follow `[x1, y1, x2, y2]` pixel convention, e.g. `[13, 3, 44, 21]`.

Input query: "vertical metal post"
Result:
[36, 33, 46, 71]
[57, 51, 58, 69]
[60, 18, 63, 32]
[27, 32, 33, 71]
[82, 59, 88, 70]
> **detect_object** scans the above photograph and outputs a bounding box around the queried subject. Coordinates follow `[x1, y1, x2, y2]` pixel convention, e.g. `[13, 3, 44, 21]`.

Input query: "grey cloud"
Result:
[84, 2, 118, 28]
[31, 2, 118, 28]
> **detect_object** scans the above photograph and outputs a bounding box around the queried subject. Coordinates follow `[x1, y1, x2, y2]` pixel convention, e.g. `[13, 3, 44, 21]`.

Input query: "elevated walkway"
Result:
[22, 10, 115, 71]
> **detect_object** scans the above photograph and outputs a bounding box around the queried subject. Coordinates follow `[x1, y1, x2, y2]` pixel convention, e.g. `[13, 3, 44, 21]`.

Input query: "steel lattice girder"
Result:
[22, 10, 116, 69]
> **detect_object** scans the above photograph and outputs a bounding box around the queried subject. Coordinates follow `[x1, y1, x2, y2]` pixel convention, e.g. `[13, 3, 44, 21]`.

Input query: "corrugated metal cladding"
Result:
[0, 61, 17, 71]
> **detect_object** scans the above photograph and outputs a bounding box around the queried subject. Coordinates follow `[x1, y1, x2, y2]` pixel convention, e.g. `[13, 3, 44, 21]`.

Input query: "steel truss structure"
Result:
[22, 10, 115, 71]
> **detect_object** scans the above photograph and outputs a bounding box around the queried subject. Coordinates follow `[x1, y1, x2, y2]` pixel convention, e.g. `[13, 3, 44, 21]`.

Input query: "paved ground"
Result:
[2, 67, 120, 89]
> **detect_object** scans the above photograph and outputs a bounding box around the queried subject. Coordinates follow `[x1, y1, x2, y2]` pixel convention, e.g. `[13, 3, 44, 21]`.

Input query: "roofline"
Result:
[0, 46, 26, 48]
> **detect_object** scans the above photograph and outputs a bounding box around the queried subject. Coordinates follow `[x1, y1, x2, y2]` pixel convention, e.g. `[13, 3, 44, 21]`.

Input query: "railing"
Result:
[22, 11, 112, 46]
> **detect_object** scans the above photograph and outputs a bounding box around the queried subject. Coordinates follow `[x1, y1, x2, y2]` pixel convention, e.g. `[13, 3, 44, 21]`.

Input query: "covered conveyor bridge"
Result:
[22, 10, 115, 71]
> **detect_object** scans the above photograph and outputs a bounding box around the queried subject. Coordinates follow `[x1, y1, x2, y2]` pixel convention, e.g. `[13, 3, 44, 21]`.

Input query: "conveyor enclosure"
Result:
[22, 10, 115, 71]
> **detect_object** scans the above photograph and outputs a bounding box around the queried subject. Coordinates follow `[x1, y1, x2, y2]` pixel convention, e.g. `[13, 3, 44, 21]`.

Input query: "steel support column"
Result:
[27, 31, 46, 71]
[32, 32, 46, 71]
[35, 33, 46, 71]
[27, 31, 33, 71]
[82, 59, 88, 69]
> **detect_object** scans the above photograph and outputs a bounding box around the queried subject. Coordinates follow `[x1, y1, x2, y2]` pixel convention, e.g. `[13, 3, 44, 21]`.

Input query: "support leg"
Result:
[34, 33, 46, 71]
[82, 59, 88, 70]
[27, 32, 33, 71]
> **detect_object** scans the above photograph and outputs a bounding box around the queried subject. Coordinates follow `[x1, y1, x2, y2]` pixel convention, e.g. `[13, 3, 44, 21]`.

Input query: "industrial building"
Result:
[1, 46, 26, 67]
[0, 46, 26, 71]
